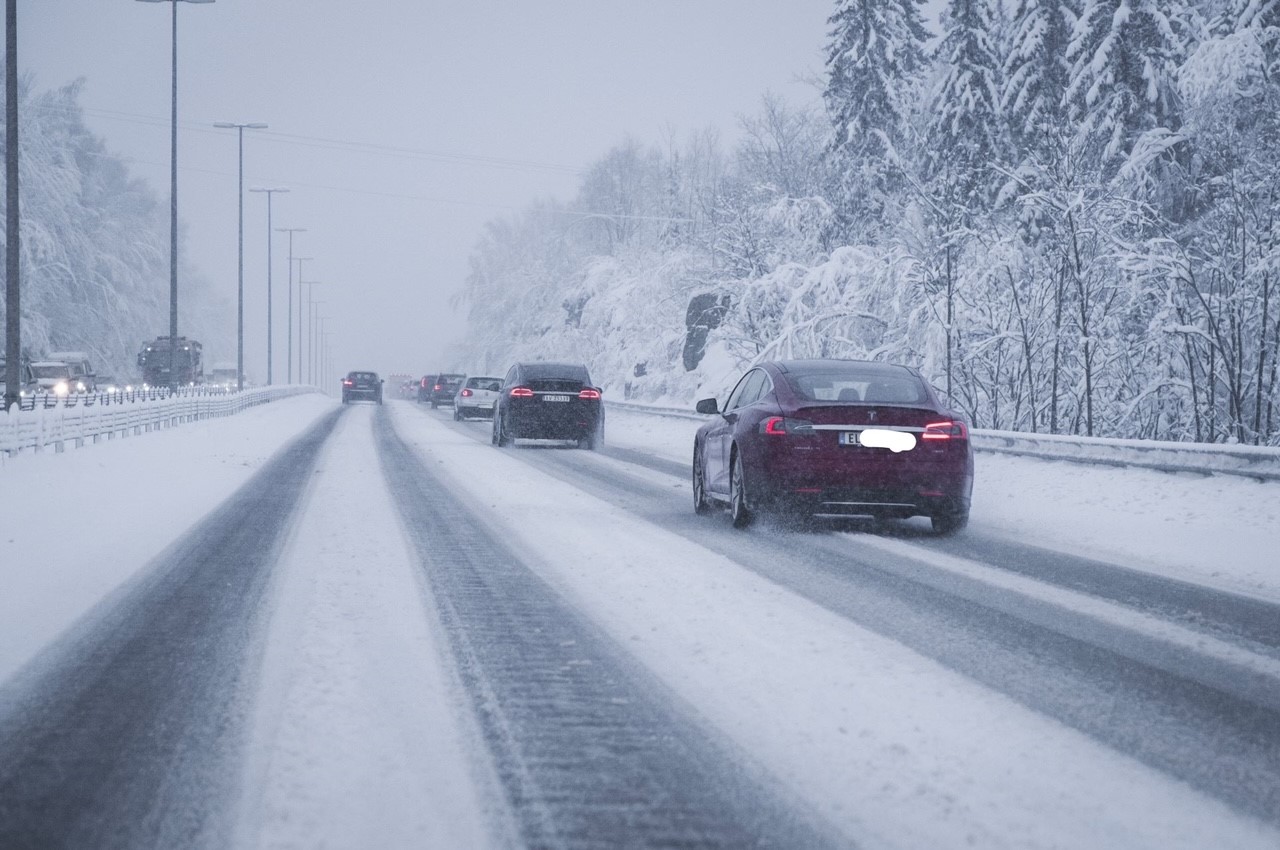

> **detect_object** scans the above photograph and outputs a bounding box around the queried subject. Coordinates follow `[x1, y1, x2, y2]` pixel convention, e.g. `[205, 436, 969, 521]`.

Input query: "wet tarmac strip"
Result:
[374, 409, 845, 849]
[0, 409, 343, 850]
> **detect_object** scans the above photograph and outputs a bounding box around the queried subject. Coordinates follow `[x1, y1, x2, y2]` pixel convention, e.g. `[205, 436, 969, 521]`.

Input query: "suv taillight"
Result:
[342, 379, 353, 387]
[510, 386, 534, 398]
[578, 388, 601, 400]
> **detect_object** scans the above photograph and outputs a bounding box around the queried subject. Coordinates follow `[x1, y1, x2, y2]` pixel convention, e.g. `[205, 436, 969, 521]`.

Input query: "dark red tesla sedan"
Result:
[692, 359, 973, 533]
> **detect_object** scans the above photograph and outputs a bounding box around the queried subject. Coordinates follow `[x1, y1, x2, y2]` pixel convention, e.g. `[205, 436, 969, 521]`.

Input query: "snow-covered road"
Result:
[1, 397, 1278, 849]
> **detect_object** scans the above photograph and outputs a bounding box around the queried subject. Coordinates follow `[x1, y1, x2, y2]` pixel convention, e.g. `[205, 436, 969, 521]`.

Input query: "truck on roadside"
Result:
[137, 336, 204, 387]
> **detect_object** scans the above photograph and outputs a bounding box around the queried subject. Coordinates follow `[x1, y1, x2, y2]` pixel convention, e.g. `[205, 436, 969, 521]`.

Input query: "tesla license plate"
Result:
[544, 394, 571, 403]
[839, 431, 861, 446]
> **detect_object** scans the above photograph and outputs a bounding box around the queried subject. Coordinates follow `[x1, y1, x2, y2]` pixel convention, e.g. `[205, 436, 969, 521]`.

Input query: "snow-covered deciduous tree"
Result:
[1, 74, 231, 379]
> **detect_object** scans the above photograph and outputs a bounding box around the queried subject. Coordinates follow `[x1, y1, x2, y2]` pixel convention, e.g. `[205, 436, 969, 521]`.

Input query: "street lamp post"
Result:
[308, 300, 326, 386]
[297, 262, 316, 381]
[213, 121, 266, 391]
[299, 280, 324, 383]
[315, 315, 329, 390]
[274, 230, 305, 383]
[137, 0, 215, 390]
[250, 187, 287, 385]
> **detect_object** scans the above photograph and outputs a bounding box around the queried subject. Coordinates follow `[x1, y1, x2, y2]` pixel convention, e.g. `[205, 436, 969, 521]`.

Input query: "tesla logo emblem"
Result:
[867, 411, 877, 422]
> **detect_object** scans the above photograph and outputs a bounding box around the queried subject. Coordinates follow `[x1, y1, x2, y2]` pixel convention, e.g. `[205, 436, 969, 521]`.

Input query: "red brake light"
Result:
[342, 379, 353, 386]
[460, 388, 473, 397]
[922, 420, 968, 440]
[762, 416, 815, 435]
[578, 388, 601, 400]
[510, 386, 534, 398]
[433, 384, 443, 391]
[420, 378, 428, 388]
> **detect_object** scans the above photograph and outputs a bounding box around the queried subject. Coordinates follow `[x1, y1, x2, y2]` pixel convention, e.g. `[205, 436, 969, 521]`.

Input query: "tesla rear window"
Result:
[788, 372, 927, 404]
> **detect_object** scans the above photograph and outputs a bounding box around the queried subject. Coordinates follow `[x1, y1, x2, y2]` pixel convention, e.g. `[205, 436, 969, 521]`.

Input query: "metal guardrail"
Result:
[1, 385, 320, 458]
[605, 399, 1280, 483]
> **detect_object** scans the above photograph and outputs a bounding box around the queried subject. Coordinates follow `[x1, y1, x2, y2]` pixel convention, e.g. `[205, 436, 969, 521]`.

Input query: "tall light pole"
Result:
[296, 260, 315, 381]
[249, 187, 288, 385]
[213, 121, 266, 391]
[299, 280, 324, 382]
[307, 299, 326, 386]
[4, 0, 20, 411]
[315, 315, 329, 390]
[138, 0, 214, 390]
[275, 230, 305, 382]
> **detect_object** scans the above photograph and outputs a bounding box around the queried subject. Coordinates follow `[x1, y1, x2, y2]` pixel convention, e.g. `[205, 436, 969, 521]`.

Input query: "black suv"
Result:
[420, 372, 465, 408]
[342, 370, 383, 404]
[492, 361, 603, 449]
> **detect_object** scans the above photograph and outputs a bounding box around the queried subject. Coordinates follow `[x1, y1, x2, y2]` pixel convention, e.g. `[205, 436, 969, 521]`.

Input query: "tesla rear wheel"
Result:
[730, 454, 753, 528]
[692, 447, 711, 515]
[931, 508, 969, 535]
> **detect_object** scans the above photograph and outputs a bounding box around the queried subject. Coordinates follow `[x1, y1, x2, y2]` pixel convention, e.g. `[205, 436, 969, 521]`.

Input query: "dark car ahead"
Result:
[692, 359, 973, 533]
[419, 372, 465, 407]
[492, 361, 603, 449]
[342, 370, 383, 404]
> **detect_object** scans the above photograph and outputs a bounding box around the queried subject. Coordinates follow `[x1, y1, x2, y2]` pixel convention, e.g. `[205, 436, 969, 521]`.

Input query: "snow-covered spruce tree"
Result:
[927, 0, 1008, 208]
[823, 0, 931, 240]
[914, 0, 1009, 402]
[1064, 0, 1193, 177]
[1003, 0, 1077, 156]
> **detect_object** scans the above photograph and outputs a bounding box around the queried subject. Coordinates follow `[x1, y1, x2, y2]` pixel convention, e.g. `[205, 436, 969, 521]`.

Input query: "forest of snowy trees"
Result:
[456, 0, 1280, 445]
[0, 75, 230, 381]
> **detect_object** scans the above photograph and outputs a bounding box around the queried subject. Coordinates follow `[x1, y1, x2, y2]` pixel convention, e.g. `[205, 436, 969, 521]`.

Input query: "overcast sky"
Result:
[25, 1, 861, 380]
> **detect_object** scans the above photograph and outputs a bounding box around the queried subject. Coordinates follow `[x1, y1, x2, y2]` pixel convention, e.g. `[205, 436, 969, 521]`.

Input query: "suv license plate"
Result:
[544, 394, 571, 403]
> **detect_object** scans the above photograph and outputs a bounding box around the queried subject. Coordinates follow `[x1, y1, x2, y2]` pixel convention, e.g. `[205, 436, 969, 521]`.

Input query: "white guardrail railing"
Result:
[1, 386, 320, 460]
[605, 399, 1280, 483]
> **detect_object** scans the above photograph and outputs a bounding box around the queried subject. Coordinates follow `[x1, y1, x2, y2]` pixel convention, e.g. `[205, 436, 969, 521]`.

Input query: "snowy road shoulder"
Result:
[0, 394, 335, 685]
[391, 403, 1279, 850]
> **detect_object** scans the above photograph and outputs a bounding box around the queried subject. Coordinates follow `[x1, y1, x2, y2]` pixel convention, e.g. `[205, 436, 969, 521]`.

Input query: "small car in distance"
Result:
[492, 362, 603, 449]
[419, 372, 466, 407]
[342, 370, 383, 404]
[454, 376, 502, 420]
[692, 359, 973, 533]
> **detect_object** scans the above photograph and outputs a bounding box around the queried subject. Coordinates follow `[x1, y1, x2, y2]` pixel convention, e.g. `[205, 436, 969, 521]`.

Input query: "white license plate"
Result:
[543, 394, 571, 403]
[475, 401, 493, 408]
[838, 431, 860, 446]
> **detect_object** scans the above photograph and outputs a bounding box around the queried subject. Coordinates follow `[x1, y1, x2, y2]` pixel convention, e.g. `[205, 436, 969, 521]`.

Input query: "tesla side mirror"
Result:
[695, 397, 719, 415]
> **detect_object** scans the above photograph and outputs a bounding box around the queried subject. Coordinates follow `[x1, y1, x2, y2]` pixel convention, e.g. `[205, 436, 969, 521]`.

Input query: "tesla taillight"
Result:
[762, 416, 815, 435]
[510, 386, 534, 398]
[578, 388, 601, 400]
[922, 420, 968, 440]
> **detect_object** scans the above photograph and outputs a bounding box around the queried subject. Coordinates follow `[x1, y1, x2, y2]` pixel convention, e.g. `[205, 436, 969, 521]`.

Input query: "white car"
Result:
[454, 376, 502, 420]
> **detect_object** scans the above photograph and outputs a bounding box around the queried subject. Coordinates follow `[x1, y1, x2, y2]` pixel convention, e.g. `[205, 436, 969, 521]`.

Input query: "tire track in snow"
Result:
[375, 407, 844, 850]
